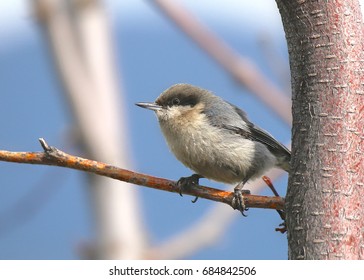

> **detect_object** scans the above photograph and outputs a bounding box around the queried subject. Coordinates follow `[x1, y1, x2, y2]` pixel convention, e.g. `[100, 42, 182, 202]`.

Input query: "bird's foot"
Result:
[176, 174, 202, 203]
[232, 184, 251, 216]
[275, 222, 287, 234]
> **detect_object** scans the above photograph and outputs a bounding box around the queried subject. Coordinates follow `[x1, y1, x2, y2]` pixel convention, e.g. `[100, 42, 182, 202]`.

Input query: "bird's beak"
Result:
[135, 102, 163, 111]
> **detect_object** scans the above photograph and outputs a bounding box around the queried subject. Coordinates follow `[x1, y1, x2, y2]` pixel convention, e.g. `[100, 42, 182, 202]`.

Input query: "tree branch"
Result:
[0, 138, 284, 211]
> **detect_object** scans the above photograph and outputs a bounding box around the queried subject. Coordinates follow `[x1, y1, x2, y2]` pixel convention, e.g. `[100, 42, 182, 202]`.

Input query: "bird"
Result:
[136, 83, 290, 215]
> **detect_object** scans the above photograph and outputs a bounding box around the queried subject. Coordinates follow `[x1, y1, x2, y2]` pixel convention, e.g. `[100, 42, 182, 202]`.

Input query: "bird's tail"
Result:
[276, 153, 291, 172]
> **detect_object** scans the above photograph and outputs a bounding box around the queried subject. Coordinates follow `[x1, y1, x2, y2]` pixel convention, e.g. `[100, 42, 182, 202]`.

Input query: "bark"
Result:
[276, 0, 364, 259]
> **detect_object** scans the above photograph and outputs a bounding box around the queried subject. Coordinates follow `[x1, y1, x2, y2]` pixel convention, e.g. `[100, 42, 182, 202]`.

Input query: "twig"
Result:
[262, 175, 287, 233]
[0, 138, 285, 212]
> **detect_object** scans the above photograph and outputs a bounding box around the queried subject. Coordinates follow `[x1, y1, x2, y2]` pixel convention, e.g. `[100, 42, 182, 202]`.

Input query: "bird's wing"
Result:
[222, 123, 290, 155]
[225, 103, 291, 158]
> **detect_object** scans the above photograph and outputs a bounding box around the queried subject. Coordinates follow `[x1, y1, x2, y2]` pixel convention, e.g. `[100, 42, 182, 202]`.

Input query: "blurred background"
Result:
[1, 0, 355, 260]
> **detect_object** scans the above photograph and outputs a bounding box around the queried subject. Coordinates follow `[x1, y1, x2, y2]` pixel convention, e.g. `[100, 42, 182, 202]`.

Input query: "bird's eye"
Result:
[171, 98, 180, 106]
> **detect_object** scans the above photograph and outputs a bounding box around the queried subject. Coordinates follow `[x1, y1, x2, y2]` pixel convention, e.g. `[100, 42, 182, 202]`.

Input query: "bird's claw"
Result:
[275, 221, 287, 234]
[232, 189, 250, 216]
[176, 174, 201, 203]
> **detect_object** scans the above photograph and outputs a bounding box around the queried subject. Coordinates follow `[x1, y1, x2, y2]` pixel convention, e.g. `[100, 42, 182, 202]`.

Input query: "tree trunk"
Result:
[276, 0, 364, 259]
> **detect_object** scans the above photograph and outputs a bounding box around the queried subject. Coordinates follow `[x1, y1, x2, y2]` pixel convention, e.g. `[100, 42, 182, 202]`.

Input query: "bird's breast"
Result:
[158, 113, 257, 184]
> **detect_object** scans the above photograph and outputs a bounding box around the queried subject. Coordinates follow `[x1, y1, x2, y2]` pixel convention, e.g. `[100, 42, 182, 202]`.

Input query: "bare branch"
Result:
[33, 0, 146, 259]
[0, 139, 284, 212]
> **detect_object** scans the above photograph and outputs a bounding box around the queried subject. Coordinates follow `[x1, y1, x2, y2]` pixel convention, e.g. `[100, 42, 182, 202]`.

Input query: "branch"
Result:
[0, 139, 284, 211]
[148, 169, 287, 259]
[34, 0, 146, 259]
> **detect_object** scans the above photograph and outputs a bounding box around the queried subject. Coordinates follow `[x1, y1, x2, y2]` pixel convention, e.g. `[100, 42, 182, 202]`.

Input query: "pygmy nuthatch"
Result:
[136, 84, 290, 214]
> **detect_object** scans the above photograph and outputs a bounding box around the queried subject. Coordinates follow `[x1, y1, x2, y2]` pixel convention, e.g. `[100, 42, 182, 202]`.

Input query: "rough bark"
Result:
[276, 0, 364, 259]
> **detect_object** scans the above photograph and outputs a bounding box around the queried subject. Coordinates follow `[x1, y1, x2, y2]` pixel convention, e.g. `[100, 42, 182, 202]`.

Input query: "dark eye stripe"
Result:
[180, 95, 198, 107]
[157, 94, 199, 107]
[172, 98, 180, 105]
